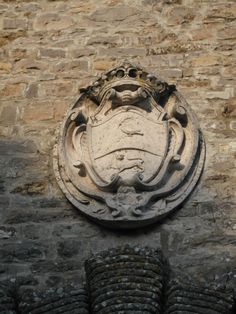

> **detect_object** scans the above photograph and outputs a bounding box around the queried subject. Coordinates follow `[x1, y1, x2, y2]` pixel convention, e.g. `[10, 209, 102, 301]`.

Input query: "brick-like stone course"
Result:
[0, 0, 235, 297]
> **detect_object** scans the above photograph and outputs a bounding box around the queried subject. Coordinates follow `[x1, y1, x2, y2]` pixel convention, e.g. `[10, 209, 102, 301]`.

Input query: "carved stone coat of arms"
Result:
[54, 62, 205, 228]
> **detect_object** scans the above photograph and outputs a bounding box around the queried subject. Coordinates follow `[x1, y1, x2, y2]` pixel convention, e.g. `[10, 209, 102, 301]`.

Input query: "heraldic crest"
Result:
[54, 61, 205, 229]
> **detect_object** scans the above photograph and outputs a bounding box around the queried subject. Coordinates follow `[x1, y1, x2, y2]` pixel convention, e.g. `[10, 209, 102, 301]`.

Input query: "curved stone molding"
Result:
[85, 246, 234, 314]
[54, 61, 206, 229]
[19, 284, 89, 314]
[10, 246, 235, 314]
[85, 246, 168, 314]
[164, 279, 234, 314]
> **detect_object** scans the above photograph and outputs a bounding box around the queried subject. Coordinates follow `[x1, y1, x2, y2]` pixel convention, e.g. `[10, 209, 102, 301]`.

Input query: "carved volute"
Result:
[54, 61, 205, 229]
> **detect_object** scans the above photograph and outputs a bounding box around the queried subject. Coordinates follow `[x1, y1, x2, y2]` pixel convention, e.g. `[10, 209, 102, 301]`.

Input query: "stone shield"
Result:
[87, 108, 168, 187]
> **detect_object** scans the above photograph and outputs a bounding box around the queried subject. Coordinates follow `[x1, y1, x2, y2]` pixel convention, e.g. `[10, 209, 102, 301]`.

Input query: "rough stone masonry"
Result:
[0, 0, 235, 300]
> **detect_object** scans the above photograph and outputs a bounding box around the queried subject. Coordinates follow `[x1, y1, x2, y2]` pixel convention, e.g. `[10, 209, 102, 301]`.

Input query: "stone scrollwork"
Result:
[54, 61, 205, 228]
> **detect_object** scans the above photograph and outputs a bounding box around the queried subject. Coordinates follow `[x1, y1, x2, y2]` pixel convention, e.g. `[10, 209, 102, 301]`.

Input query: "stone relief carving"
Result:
[54, 61, 205, 228]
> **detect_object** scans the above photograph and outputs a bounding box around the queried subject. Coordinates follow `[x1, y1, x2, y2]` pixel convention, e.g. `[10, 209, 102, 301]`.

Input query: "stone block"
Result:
[9, 48, 27, 60]
[93, 60, 116, 71]
[54, 100, 68, 121]
[70, 2, 94, 13]
[221, 98, 236, 118]
[167, 54, 184, 67]
[0, 30, 27, 48]
[89, 5, 140, 22]
[0, 287, 17, 313]
[150, 55, 169, 67]
[166, 6, 195, 25]
[33, 13, 73, 31]
[0, 4, 8, 12]
[20, 224, 51, 240]
[218, 27, 236, 40]
[190, 26, 214, 41]
[87, 35, 120, 46]
[205, 4, 236, 21]
[70, 48, 95, 58]
[206, 87, 234, 100]
[15, 59, 48, 73]
[221, 66, 236, 78]
[0, 241, 44, 262]
[0, 105, 17, 126]
[2, 18, 28, 30]
[0, 83, 25, 97]
[0, 196, 10, 210]
[11, 181, 47, 196]
[230, 121, 236, 130]
[98, 47, 146, 57]
[191, 54, 221, 67]
[0, 139, 37, 155]
[0, 226, 15, 239]
[57, 239, 81, 258]
[31, 259, 83, 274]
[159, 68, 183, 78]
[54, 60, 88, 72]
[40, 81, 75, 97]
[39, 48, 66, 58]
[22, 102, 54, 122]
[0, 62, 12, 72]
[25, 83, 38, 98]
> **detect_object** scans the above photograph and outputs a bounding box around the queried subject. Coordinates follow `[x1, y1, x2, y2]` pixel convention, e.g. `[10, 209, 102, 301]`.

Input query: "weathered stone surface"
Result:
[33, 13, 74, 31]
[22, 101, 54, 122]
[93, 59, 115, 70]
[40, 81, 75, 97]
[55, 61, 205, 229]
[0, 30, 27, 48]
[0, 83, 25, 97]
[84, 246, 235, 314]
[57, 239, 81, 258]
[19, 284, 89, 314]
[0, 0, 235, 297]
[164, 278, 234, 314]
[166, 6, 196, 25]
[0, 105, 17, 126]
[24, 83, 38, 98]
[89, 5, 140, 22]
[14, 59, 48, 72]
[70, 48, 95, 58]
[0, 62, 12, 72]
[2, 18, 28, 30]
[39, 48, 66, 59]
[85, 246, 167, 314]
[0, 286, 17, 314]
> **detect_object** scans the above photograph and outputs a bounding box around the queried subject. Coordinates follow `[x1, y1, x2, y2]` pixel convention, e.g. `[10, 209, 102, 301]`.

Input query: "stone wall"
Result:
[0, 0, 235, 293]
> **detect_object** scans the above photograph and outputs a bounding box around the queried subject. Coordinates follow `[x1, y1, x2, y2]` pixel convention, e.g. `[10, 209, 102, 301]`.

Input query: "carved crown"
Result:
[80, 61, 174, 104]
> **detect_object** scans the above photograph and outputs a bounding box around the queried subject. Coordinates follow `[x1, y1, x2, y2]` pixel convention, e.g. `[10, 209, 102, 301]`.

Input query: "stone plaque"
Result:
[54, 62, 205, 229]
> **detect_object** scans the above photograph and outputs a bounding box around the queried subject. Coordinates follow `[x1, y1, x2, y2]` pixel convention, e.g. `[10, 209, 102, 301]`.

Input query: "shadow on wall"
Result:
[0, 246, 235, 314]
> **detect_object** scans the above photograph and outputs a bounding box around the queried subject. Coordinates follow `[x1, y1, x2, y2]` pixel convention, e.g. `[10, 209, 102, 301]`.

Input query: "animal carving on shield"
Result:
[54, 61, 205, 229]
